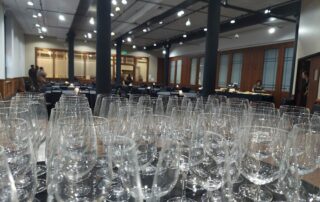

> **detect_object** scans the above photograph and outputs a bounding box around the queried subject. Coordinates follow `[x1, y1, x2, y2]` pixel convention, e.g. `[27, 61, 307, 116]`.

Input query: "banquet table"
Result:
[215, 91, 274, 102]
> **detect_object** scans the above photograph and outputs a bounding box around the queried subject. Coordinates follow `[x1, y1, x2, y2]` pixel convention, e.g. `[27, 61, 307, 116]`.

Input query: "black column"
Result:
[96, 0, 111, 94]
[67, 31, 75, 82]
[202, 0, 220, 96]
[164, 44, 171, 86]
[116, 39, 122, 86]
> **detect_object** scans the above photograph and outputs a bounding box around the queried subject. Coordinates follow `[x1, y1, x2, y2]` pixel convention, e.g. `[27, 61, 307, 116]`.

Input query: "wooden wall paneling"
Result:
[307, 56, 320, 109]
[274, 46, 286, 107]
[181, 57, 191, 86]
[157, 58, 164, 85]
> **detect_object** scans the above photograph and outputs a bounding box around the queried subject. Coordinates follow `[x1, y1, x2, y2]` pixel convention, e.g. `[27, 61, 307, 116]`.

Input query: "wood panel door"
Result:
[307, 57, 320, 109]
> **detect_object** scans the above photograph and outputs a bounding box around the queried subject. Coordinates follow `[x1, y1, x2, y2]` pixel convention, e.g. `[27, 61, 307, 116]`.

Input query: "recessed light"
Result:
[143, 28, 147, 33]
[27, 1, 34, 6]
[127, 37, 132, 42]
[93, 30, 97, 33]
[143, 46, 146, 50]
[115, 7, 120, 12]
[159, 21, 163, 25]
[59, 14, 65, 21]
[84, 34, 88, 38]
[35, 23, 40, 27]
[264, 9, 271, 14]
[162, 50, 166, 55]
[179, 41, 183, 45]
[186, 18, 191, 26]
[32, 14, 37, 18]
[230, 19, 236, 24]
[268, 27, 276, 34]
[111, 32, 115, 36]
[234, 33, 240, 39]
[204, 28, 207, 32]
[183, 34, 187, 38]
[112, 0, 117, 5]
[38, 12, 42, 17]
[153, 43, 157, 47]
[110, 13, 115, 17]
[177, 10, 184, 17]
[39, 35, 44, 39]
[132, 45, 136, 49]
[114, 43, 117, 47]
[89, 17, 95, 25]
[41, 27, 47, 32]
[122, 0, 127, 5]
[269, 17, 277, 22]
[87, 33, 92, 39]
[129, 31, 133, 34]
[122, 39, 125, 43]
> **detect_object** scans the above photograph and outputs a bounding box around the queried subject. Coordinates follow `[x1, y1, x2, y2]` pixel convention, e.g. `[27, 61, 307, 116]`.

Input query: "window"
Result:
[231, 53, 243, 85]
[282, 48, 294, 92]
[262, 49, 279, 90]
[169, 59, 182, 85]
[198, 57, 204, 86]
[176, 60, 182, 84]
[190, 58, 197, 85]
[170, 61, 175, 84]
[218, 54, 228, 87]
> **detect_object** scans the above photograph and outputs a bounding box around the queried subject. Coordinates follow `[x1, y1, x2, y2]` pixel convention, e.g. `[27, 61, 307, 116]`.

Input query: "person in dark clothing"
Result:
[125, 74, 133, 85]
[28, 65, 37, 90]
[301, 71, 309, 106]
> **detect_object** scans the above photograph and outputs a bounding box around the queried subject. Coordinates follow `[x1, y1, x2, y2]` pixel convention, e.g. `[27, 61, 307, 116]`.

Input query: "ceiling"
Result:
[1, 0, 298, 48]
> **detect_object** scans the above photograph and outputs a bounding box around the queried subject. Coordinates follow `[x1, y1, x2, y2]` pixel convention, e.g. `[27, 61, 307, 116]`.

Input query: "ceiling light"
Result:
[114, 43, 117, 47]
[127, 37, 132, 42]
[132, 45, 136, 49]
[147, 27, 151, 32]
[268, 27, 276, 34]
[110, 13, 115, 17]
[38, 29, 42, 34]
[59, 14, 65, 21]
[122, 0, 128, 5]
[177, 10, 185, 17]
[143, 46, 146, 50]
[183, 34, 187, 38]
[162, 50, 166, 55]
[179, 41, 183, 45]
[38, 12, 42, 17]
[159, 21, 163, 25]
[122, 39, 125, 43]
[186, 18, 191, 26]
[230, 19, 236, 24]
[112, 0, 117, 5]
[41, 27, 47, 32]
[153, 43, 157, 47]
[32, 14, 37, 18]
[129, 31, 133, 34]
[35, 23, 40, 27]
[39, 35, 44, 39]
[27, 1, 34, 6]
[234, 33, 240, 39]
[89, 17, 95, 25]
[269, 17, 277, 22]
[87, 33, 92, 39]
[111, 32, 115, 36]
[115, 7, 120, 12]
[264, 9, 271, 14]
[204, 28, 207, 32]
[143, 28, 147, 33]
[93, 30, 97, 33]
[84, 34, 87, 38]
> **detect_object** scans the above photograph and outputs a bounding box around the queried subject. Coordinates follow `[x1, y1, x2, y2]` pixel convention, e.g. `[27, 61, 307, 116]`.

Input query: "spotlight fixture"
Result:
[132, 45, 136, 49]
[35, 23, 40, 27]
[127, 37, 132, 42]
[41, 27, 47, 32]
[114, 43, 117, 47]
[87, 33, 92, 39]
[186, 18, 191, 26]
[204, 28, 207, 32]
[269, 17, 277, 22]
[234, 33, 240, 39]
[110, 13, 115, 17]
[129, 31, 133, 34]
[143, 28, 147, 33]
[93, 30, 97, 33]
[32, 14, 37, 18]
[115, 7, 120, 12]
[38, 29, 42, 34]
[122, 39, 125, 43]
[177, 10, 185, 17]
[89, 17, 95, 25]
[59, 14, 65, 21]
[40, 35, 44, 39]
[122, 0, 128, 5]
[143, 46, 147, 50]
[159, 21, 163, 25]
[230, 19, 236, 24]
[84, 34, 88, 38]
[38, 12, 42, 17]
[111, 32, 115, 36]
[162, 50, 166, 55]
[179, 41, 183, 45]
[264, 9, 271, 14]
[268, 27, 276, 34]
[153, 43, 157, 47]
[183, 34, 187, 38]
[27, 1, 34, 6]
[112, 0, 117, 5]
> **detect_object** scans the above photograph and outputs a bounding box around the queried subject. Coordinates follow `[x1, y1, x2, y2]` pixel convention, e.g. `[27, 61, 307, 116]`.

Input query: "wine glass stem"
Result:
[181, 171, 187, 199]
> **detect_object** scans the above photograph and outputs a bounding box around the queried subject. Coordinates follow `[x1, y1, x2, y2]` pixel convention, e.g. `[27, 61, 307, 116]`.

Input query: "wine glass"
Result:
[238, 126, 289, 202]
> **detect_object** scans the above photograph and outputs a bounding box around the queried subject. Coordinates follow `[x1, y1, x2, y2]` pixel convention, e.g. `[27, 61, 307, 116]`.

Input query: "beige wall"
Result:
[25, 35, 158, 81]
[0, 3, 5, 79]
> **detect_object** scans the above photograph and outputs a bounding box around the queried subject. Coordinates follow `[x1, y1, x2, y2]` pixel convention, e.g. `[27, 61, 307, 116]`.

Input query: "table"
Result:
[215, 91, 274, 102]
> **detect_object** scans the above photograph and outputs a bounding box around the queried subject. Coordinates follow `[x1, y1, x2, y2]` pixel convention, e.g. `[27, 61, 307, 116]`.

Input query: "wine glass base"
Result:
[36, 179, 47, 193]
[166, 196, 196, 202]
[266, 181, 285, 195]
[36, 165, 46, 176]
[98, 178, 130, 202]
[239, 184, 273, 202]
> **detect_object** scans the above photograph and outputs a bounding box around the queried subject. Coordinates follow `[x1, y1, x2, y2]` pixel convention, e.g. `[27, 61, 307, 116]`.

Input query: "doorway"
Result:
[294, 59, 310, 107]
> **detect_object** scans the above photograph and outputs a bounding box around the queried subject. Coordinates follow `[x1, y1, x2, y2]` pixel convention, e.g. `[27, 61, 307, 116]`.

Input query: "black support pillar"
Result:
[96, 0, 111, 94]
[202, 0, 221, 96]
[116, 39, 122, 86]
[164, 44, 171, 86]
[67, 31, 75, 82]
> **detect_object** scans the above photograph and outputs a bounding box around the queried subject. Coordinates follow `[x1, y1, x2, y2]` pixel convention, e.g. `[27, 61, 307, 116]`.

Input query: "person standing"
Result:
[28, 65, 37, 90]
[301, 71, 309, 106]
